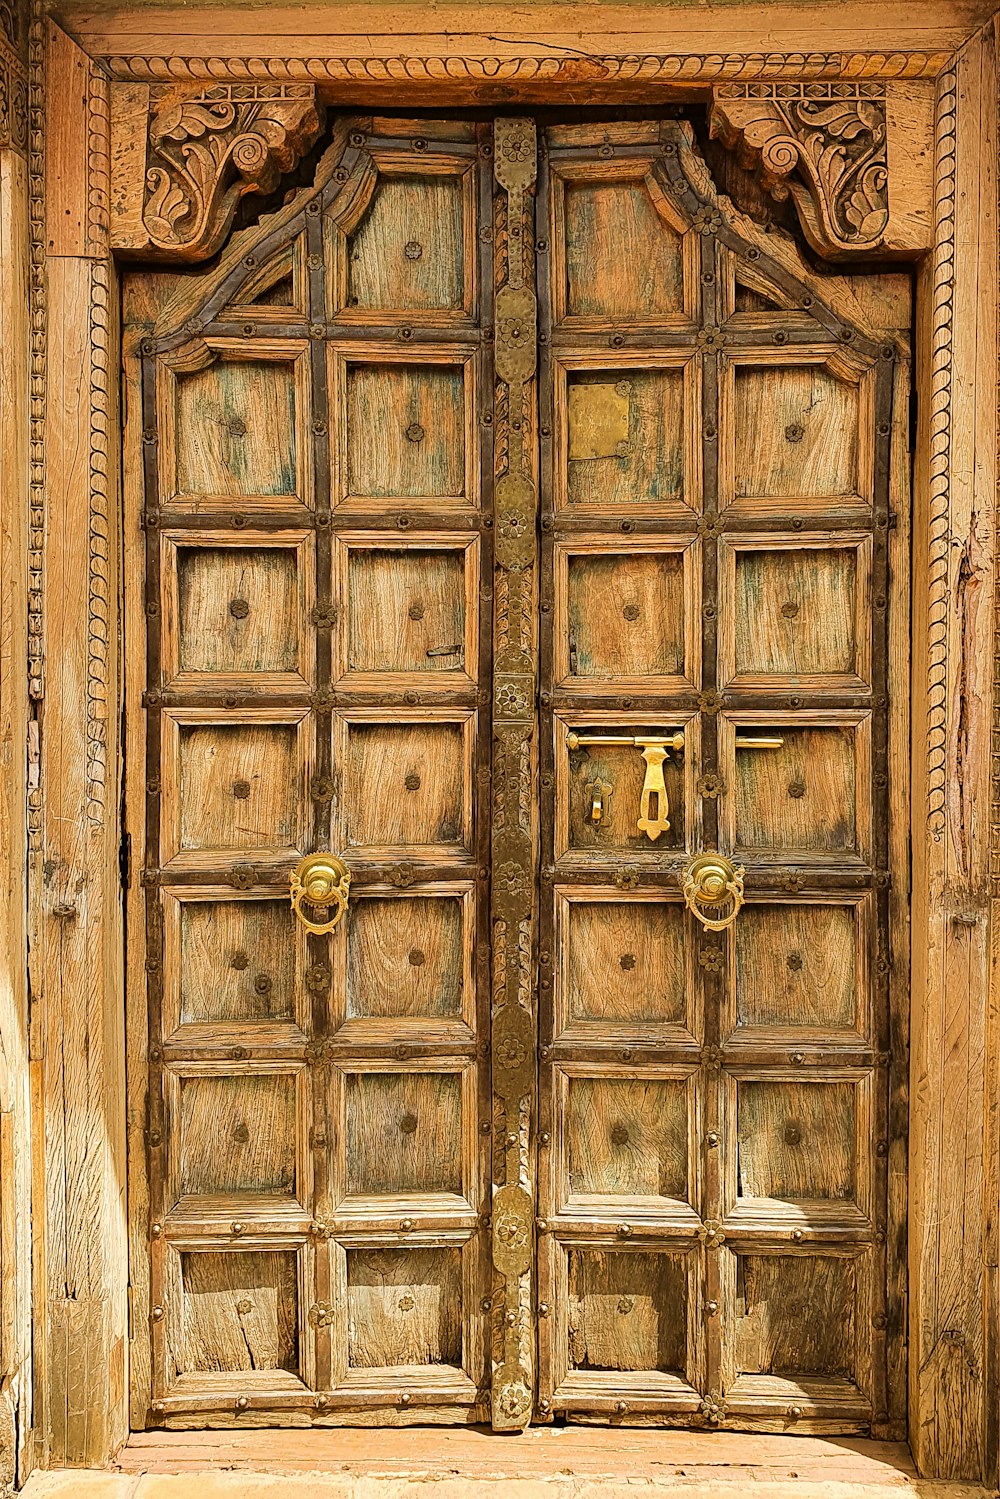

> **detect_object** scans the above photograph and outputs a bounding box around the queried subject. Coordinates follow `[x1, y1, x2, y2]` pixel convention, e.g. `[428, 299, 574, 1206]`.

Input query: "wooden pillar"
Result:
[0, 0, 32, 1487]
[909, 18, 1000, 1483]
[32, 16, 128, 1467]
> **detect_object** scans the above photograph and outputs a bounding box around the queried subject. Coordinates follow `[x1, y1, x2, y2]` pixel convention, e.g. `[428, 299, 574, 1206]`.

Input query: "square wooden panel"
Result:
[161, 529, 315, 694]
[158, 341, 312, 510]
[160, 709, 311, 872]
[159, 1244, 311, 1398]
[331, 153, 477, 322]
[549, 161, 698, 326]
[718, 534, 872, 693]
[719, 350, 875, 512]
[556, 1067, 698, 1218]
[719, 712, 873, 866]
[725, 897, 871, 1048]
[555, 712, 695, 862]
[553, 357, 700, 515]
[334, 533, 479, 692]
[332, 1061, 477, 1218]
[165, 1063, 308, 1212]
[344, 1246, 465, 1370]
[335, 886, 475, 1036]
[161, 889, 307, 1042]
[554, 539, 699, 692]
[723, 1070, 873, 1227]
[332, 344, 477, 508]
[722, 1248, 872, 1420]
[554, 890, 697, 1046]
[334, 710, 476, 862]
[543, 1242, 701, 1415]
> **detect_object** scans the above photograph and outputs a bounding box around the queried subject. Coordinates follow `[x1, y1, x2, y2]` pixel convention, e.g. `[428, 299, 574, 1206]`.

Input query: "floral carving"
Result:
[710, 82, 889, 258]
[143, 83, 322, 260]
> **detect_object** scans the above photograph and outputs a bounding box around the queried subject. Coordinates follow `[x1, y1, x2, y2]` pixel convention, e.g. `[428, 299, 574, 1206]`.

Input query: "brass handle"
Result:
[682, 853, 745, 931]
[290, 852, 351, 935]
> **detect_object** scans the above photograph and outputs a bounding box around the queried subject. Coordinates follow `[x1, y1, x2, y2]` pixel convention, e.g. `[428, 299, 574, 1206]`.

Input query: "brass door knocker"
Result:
[290, 852, 351, 934]
[682, 853, 745, 931]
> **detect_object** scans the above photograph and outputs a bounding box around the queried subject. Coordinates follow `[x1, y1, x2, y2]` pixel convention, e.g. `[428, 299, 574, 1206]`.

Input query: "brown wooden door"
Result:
[535, 120, 909, 1437]
[129, 111, 909, 1436]
[133, 117, 495, 1427]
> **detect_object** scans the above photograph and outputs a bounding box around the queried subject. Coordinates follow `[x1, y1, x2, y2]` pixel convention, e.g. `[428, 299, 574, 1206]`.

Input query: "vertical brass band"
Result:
[490, 117, 538, 1431]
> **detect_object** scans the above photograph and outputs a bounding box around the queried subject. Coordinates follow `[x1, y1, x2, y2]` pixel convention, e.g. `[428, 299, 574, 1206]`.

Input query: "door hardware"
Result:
[290, 852, 351, 935]
[682, 853, 745, 931]
[566, 730, 684, 842]
[585, 776, 612, 825]
[735, 736, 784, 749]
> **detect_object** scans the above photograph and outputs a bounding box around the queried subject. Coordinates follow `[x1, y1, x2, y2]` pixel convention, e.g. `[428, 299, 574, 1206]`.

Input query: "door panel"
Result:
[135, 116, 493, 1426]
[130, 110, 908, 1436]
[537, 118, 907, 1435]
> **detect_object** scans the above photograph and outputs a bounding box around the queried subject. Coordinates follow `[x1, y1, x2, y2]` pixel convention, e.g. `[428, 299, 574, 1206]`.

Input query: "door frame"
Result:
[2, 0, 998, 1484]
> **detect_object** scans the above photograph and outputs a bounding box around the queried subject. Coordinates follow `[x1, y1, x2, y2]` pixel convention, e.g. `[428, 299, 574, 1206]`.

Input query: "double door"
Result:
[129, 111, 909, 1434]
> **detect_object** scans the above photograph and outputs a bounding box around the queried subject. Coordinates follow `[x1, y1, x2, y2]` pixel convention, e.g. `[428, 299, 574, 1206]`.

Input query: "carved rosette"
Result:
[490, 116, 537, 1433]
[142, 82, 322, 261]
[709, 82, 889, 258]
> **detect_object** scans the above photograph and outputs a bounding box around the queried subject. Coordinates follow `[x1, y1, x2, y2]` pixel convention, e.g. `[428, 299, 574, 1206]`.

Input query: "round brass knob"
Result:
[682, 853, 745, 931]
[290, 852, 351, 935]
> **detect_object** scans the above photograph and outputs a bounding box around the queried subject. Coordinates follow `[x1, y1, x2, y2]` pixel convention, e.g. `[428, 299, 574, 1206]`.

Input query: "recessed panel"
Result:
[732, 726, 857, 855]
[565, 550, 686, 681]
[177, 899, 297, 1028]
[729, 545, 862, 684]
[177, 1073, 297, 1198]
[174, 358, 298, 499]
[345, 362, 465, 499]
[174, 545, 301, 677]
[347, 173, 466, 312]
[175, 723, 298, 852]
[567, 1250, 687, 1374]
[562, 900, 686, 1028]
[737, 1081, 857, 1204]
[566, 1077, 688, 1201]
[168, 1250, 299, 1376]
[731, 364, 860, 503]
[347, 1248, 462, 1368]
[344, 546, 468, 677]
[735, 1253, 858, 1383]
[342, 720, 467, 854]
[566, 741, 684, 853]
[561, 181, 684, 319]
[733, 904, 858, 1034]
[346, 896, 465, 1020]
[565, 370, 685, 507]
[345, 1072, 462, 1196]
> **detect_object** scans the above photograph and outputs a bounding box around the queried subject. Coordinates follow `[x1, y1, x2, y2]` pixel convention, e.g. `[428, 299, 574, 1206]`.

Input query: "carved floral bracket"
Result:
[709, 81, 889, 258]
[142, 81, 322, 261]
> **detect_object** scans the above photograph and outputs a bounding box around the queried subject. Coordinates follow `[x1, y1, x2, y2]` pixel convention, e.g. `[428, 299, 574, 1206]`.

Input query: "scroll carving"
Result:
[709, 82, 889, 258]
[142, 82, 322, 261]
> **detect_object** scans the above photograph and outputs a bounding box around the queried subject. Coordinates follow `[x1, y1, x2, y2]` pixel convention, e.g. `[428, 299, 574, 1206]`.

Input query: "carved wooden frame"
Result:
[0, 0, 996, 1485]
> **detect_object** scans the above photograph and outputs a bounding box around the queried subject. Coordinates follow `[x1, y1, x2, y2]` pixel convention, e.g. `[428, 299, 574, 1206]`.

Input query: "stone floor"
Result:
[18, 1428, 1000, 1498]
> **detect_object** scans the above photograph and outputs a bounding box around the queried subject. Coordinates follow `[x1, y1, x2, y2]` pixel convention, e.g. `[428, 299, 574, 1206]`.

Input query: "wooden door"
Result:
[128, 110, 909, 1436]
[535, 120, 910, 1436]
[131, 117, 496, 1427]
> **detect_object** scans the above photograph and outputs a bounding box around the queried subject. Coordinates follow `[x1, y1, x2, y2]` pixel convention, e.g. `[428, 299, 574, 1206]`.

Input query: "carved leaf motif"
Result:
[143, 83, 323, 261]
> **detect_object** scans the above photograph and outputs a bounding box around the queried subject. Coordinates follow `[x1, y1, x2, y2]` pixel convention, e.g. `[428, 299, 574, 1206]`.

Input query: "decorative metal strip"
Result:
[489, 116, 537, 1433]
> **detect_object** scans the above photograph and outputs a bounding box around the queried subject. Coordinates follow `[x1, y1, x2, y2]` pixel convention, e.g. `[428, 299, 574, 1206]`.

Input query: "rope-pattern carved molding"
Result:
[926, 69, 956, 843]
[86, 61, 110, 257]
[709, 81, 889, 257]
[104, 50, 950, 86]
[143, 81, 322, 261]
[86, 262, 112, 828]
[27, 5, 43, 731]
